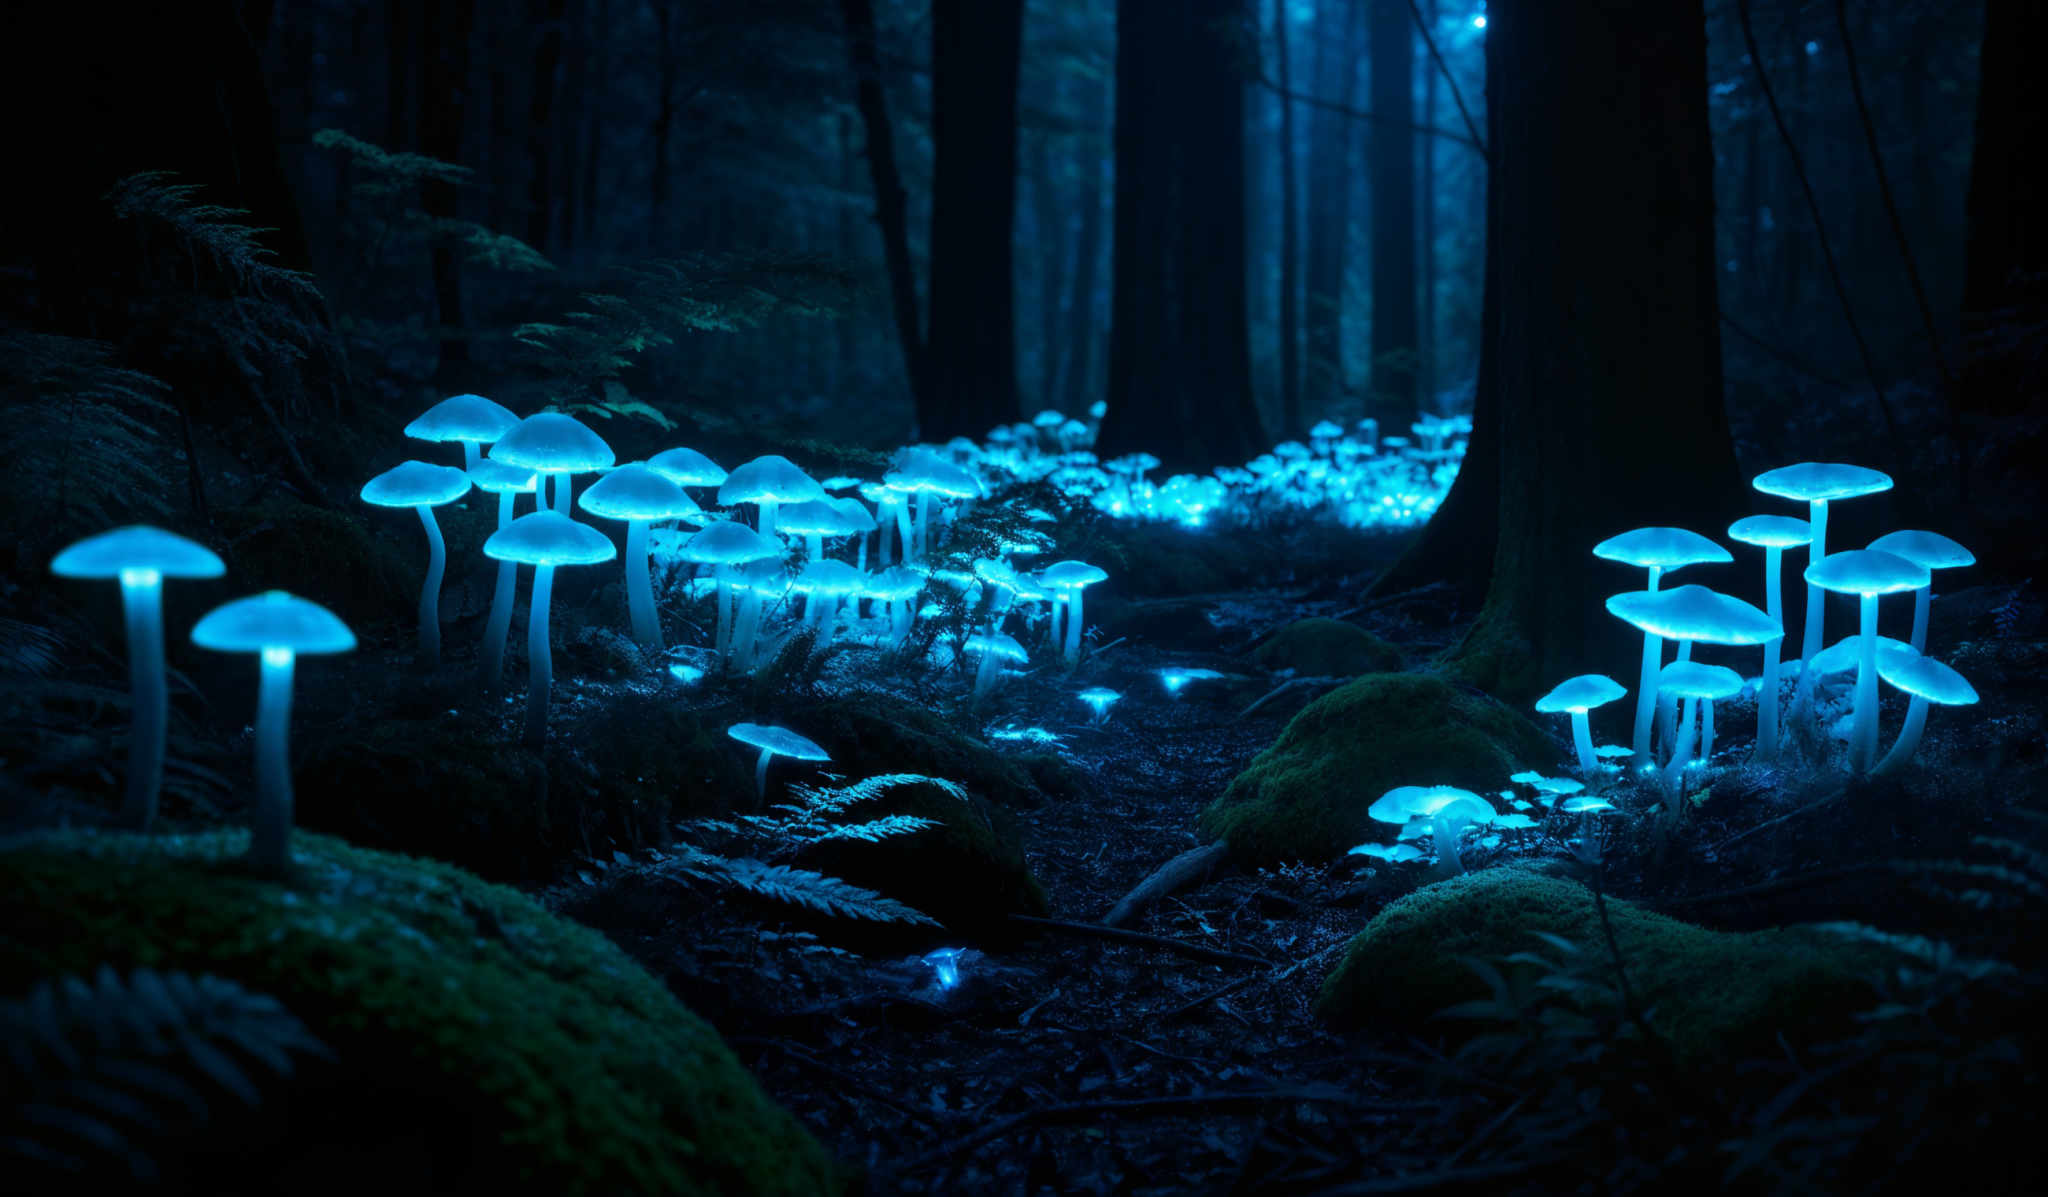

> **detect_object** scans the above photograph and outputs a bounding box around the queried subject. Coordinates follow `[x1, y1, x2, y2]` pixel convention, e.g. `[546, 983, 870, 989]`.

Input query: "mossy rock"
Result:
[783, 693, 1084, 810]
[1315, 868, 1905, 1070]
[1198, 672, 1558, 865]
[797, 777, 1049, 945]
[0, 828, 836, 1196]
[213, 500, 412, 631]
[1249, 618, 1400, 675]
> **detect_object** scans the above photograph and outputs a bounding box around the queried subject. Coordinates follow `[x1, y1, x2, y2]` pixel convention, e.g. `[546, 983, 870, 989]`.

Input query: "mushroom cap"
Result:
[778, 499, 863, 538]
[719, 454, 827, 509]
[884, 453, 981, 499]
[487, 412, 615, 475]
[577, 463, 700, 522]
[405, 393, 519, 446]
[1368, 785, 1491, 825]
[1727, 514, 1813, 549]
[678, 520, 783, 566]
[361, 460, 472, 508]
[1159, 666, 1224, 685]
[864, 565, 925, 600]
[646, 446, 728, 488]
[1808, 633, 1914, 676]
[191, 590, 355, 655]
[1032, 409, 1065, 429]
[1560, 795, 1618, 814]
[1509, 771, 1584, 795]
[1605, 583, 1782, 645]
[793, 558, 863, 595]
[468, 459, 539, 494]
[482, 510, 616, 567]
[1534, 673, 1628, 714]
[1348, 842, 1426, 863]
[1592, 526, 1732, 572]
[830, 496, 878, 533]
[1039, 560, 1109, 591]
[730, 556, 790, 597]
[1078, 686, 1121, 704]
[1874, 643, 1978, 706]
[53, 525, 223, 581]
[1753, 462, 1893, 503]
[1657, 660, 1745, 701]
[727, 722, 831, 760]
[967, 631, 1030, 663]
[1805, 549, 1929, 597]
[1865, 529, 1974, 573]
[1310, 419, 1345, 438]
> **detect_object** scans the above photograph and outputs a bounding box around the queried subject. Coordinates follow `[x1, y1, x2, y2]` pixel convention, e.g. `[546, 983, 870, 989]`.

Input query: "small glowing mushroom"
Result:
[483, 511, 616, 747]
[1656, 660, 1745, 792]
[1870, 643, 1978, 776]
[1158, 666, 1225, 697]
[718, 455, 826, 539]
[1533, 674, 1628, 775]
[864, 565, 926, 647]
[646, 446, 729, 498]
[1752, 462, 1894, 665]
[578, 463, 701, 652]
[967, 631, 1029, 705]
[469, 459, 539, 684]
[793, 558, 864, 647]
[1727, 514, 1812, 762]
[361, 460, 472, 665]
[1593, 527, 1732, 760]
[1865, 530, 1974, 653]
[1078, 686, 1121, 723]
[883, 452, 980, 559]
[727, 722, 831, 803]
[779, 498, 865, 563]
[190, 591, 354, 877]
[1040, 560, 1109, 667]
[728, 556, 792, 671]
[677, 520, 784, 664]
[1805, 550, 1930, 771]
[1367, 785, 1496, 874]
[489, 412, 616, 513]
[404, 393, 520, 471]
[51, 526, 224, 831]
[1605, 584, 1781, 765]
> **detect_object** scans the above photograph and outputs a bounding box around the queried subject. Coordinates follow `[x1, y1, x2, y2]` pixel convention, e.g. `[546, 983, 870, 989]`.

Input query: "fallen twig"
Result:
[1166, 936, 1350, 1021]
[1007, 914, 1272, 968]
[1239, 675, 1348, 721]
[1104, 841, 1233, 928]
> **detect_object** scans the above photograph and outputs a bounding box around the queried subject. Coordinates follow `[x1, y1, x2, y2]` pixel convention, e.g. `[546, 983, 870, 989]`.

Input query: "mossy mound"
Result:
[1315, 868, 1905, 1070]
[1249, 617, 1400, 675]
[784, 693, 1085, 810]
[212, 500, 412, 631]
[0, 828, 836, 1196]
[1198, 672, 1558, 865]
[798, 778, 1049, 945]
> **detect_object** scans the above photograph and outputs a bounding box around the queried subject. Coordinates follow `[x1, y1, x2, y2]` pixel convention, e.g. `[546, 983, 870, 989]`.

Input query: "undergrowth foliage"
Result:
[1, 967, 328, 1183]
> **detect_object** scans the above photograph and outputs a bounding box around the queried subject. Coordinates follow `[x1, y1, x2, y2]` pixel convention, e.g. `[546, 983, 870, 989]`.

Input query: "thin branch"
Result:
[1006, 914, 1272, 968]
[1404, 0, 1487, 163]
[1735, 0, 1903, 448]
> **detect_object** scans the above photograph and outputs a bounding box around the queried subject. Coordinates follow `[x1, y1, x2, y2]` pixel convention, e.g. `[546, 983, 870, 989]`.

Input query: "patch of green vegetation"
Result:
[1249, 617, 1400, 675]
[0, 828, 836, 1196]
[1315, 868, 1906, 1070]
[1198, 672, 1557, 865]
[786, 692, 1084, 810]
[212, 499, 411, 630]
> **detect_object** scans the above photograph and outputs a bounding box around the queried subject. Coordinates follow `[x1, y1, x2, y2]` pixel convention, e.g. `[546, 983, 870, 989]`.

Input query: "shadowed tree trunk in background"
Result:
[420, 0, 476, 376]
[1301, 0, 1361, 425]
[650, 4, 676, 248]
[1427, 0, 1744, 699]
[923, 0, 1025, 442]
[1368, 0, 1418, 428]
[1058, 64, 1111, 417]
[1274, 0, 1303, 436]
[1030, 119, 1065, 411]
[1958, 0, 2048, 568]
[526, 0, 567, 255]
[577, 0, 608, 248]
[1418, 0, 1437, 401]
[1098, 0, 1267, 472]
[840, 0, 929, 422]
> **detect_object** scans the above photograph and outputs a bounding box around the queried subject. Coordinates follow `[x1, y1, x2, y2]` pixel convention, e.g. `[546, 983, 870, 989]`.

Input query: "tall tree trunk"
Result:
[1418, 0, 1437, 402]
[525, 0, 567, 255]
[1274, 0, 1303, 435]
[385, 0, 416, 152]
[1301, 0, 1361, 423]
[650, 3, 675, 249]
[420, 0, 476, 376]
[923, 0, 1025, 442]
[1059, 66, 1111, 418]
[1098, 0, 1266, 472]
[577, 0, 607, 248]
[1437, 0, 1744, 700]
[1368, 0, 1418, 428]
[839, 0, 929, 418]
[556, 2, 589, 252]
[1030, 124, 1066, 411]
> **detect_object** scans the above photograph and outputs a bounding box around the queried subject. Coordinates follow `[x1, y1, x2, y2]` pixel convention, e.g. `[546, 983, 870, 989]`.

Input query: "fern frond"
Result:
[106, 172, 316, 300]
[715, 858, 940, 925]
[807, 815, 942, 845]
[0, 332, 173, 547]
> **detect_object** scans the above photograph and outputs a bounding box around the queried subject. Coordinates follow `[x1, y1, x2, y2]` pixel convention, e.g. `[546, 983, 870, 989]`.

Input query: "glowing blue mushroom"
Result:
[1533, 674, 1627, 775]
[489, 412, 615, 513]
[1805, 549, 1929, 771]
[484, 511, 616, 747]
[468, 459, 539, 684]
[404, 392, 519, 471]
[727, 722, 831, 803]
[1078, 686, 1121, 723]
[361, 460, 471, 666]
[578, 463, 701, 652]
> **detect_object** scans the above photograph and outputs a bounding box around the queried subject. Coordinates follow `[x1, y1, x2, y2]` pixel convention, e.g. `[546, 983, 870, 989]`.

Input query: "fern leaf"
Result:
[718, 859, 940, 926]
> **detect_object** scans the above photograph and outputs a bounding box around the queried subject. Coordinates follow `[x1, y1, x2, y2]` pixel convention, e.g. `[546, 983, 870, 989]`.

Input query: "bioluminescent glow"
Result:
[924, 947, 964, 990]
[1158, 666, 1224, 696]
[990, 725, 1063, 745]
[1078, 687, 1121, 723]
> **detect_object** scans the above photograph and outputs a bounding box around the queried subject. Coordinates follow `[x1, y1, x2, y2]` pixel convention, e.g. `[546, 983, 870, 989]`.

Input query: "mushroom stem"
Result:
[624, 519, 661, 651]
[1702, 698, 1716, 762]
[1871, 695, 1930, 776]
[1800, 498, 1829, 663]
[481, 491, 519, 683]
[914, 491, 931, 560]
[415, 504, 446, 665]
[461, 441, 481, 472]
[524, 564, 558, 748]
[1568, 711, 1597, 776]
[553, 473, 574, 513]
[1852, 593, 1880, 771]
[759, 500, 780, 540]
[1910, 585, 1931, 653]
[1063, 590, 1088, 666]
[249, 647, 297, 876]
[1755, 550, 1786, 764]
[1661, 697, 1698, 795]
[1432, 816, 1471, 875]
[118, 574, 168, 831]
[806, 532, 824, 561]
[1655, 640, 1693, 764]
[1630, 631, 1662, 762]
[733, 590, 765, 671]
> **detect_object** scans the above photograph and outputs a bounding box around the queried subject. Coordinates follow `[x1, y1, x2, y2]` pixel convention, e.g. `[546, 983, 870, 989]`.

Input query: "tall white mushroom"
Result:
[361, 460, 472, 666]
[578, 463, 702, 652]
[1804, 549, 1929, 771]
[1727, 514, 1812, 763]
[484, 511, 616, 747]
[1865, 530, 1973, 653]
[1591, 526, 1732, 760]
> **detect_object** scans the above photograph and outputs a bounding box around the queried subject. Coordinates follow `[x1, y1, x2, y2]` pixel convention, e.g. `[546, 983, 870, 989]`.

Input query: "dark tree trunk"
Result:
[839, 0, 929, 417]
[556, 4, 589, 252]
[1274, 0, 1302, 435]
[1418, 0, 1437, 401]
[650, 4, 676, 248]
[923, 0, 1025, 442]
[1058, 66, 1111, 417]
[1098, 0, 1266, 472]
[1301, 0, 1361, 422]
[526, 0, 567, 254]
[1030, 125, 1065, 411]
[385, 0, 416, 152]
[1368, 0, 1418, 428]
[1435, 0, 1744, 699]
[420, 0, 476, 375]
[577, 0, 607, 248]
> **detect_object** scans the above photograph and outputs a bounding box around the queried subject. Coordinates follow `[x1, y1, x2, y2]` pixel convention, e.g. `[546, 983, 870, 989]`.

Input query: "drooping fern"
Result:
[1, 966, 328, 1182]
[595, 841, 938, 927]
[106, 172, 321, 301]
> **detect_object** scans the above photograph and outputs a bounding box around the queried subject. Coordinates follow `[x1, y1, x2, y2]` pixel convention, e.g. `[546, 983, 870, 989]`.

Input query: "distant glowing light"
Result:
[1804, 40, 1819, 55]
[990, 725, 1063, 745]
[924, 947, 964, 990]
[668, 663, 705, 685]
[1078, 687, 1121, 723]
[1472, 15, 1487, 29]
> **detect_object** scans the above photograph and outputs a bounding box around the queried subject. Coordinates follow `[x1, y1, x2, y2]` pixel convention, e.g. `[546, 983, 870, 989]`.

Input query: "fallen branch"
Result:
[1103, 841, 1233, 928]
[1007, 914, 1271, 969]
[1165, 936, 1350, 1021]
[1240, 675, 1348, 720]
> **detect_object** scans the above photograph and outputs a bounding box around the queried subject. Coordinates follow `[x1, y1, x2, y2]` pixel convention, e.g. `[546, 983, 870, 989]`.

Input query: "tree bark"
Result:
[1440, 0, 1744, 700]
[1301, 0, 1362, 423]
[1098, 0, 1267, 472]
[420, 0, 476, 375]
[923, 0, 1025, 442]
[526, 0, 567, 255]
[1368, 0, 1418, 429]
[1059, 66, 1111, 418]
[1274, 0, 1303, 436]
[839, 0, 929, 419]
[1418, 0, 1437, 401]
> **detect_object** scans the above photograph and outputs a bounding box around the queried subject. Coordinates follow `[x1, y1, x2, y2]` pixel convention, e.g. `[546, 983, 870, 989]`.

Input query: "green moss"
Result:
[1316, 868, 1904, 1070]
[213, 499, 412, 630]
[1250, 618, 1401, 675]
[785, 693, 1082, 810]
[1198, 672, 1558, 865]
[0, 828, 836, 1196]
